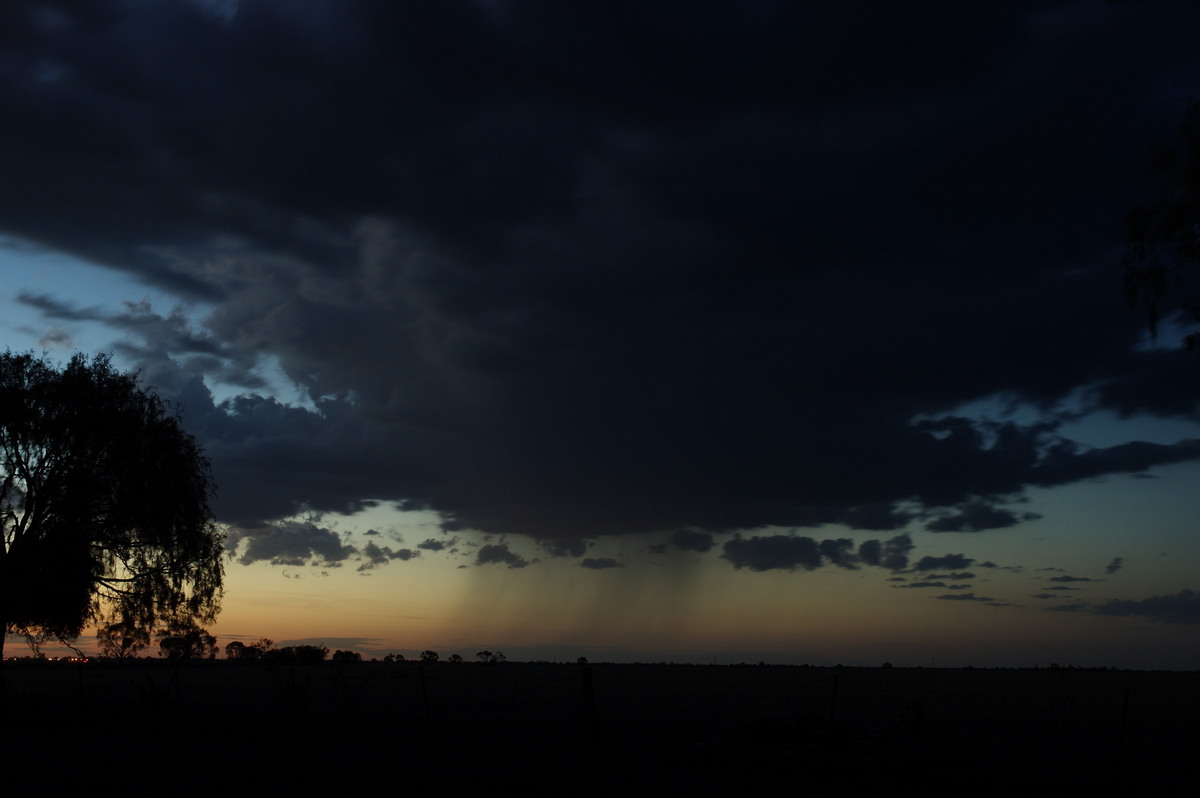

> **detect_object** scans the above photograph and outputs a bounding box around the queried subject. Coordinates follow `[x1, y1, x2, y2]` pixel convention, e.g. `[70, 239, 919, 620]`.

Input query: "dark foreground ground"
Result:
[4, 660, 1198, 796]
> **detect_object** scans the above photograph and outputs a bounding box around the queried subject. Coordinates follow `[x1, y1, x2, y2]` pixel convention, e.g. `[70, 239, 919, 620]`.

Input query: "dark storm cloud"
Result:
[6, 1, 1200, 544]
[669, 529, 715, 553]
[925, 499, 1040, 533]
[542, 538, 589, 558]
[17, 293, 220, 356]
[17, 292, 267, 389]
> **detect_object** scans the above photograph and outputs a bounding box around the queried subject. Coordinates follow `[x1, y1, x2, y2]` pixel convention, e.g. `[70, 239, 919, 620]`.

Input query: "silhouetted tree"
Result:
[331, 649, 362, 663]
[157, 620, 217, 660]
[265, 644, 328, 664]
[228, 638, 274, 660]
[0, 352, 223, 660]
[419, 649, 439, 664]
[96, 617, 150, 660]
[447, 653, 463, 663]
[1125, 101, 1200, 347]
[477, 650, 505, 665]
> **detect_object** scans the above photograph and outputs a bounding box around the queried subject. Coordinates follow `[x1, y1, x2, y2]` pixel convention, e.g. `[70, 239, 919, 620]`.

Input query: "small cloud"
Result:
[418, 537, 459, 552]
[1105, 557, 1124, 575]
[1094, 589, 1200, 625]
[580, 557, 622, 570]
[819, 538, 860, 570]
[357, 542, 419, 571]
[1049, 575, 1094, 583]
[1044, 603, 1090, 613]
[914, 554, 974, 572]
[976, 561, 1022, 572]
[228, 520, 356, 567]
[935, 592, 995, 602]
[857, 534, 913, 571]
[475, 543, 529, 569]
[38, 326, 73, 349]
[722, 535, 822, 572]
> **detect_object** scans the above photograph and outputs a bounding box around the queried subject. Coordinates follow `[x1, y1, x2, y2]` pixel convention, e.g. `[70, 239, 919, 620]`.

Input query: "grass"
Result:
[4, 660, 1198, 796]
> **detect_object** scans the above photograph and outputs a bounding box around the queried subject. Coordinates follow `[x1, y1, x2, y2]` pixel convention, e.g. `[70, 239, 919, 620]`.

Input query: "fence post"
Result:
[581, 665, 598, 733]
[1116, 686, 1131, 782]
[828, 673, 840, 729]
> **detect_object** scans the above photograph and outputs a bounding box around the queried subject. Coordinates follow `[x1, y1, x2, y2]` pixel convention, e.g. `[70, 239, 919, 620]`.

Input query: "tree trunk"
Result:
[0, 614, 8, 704]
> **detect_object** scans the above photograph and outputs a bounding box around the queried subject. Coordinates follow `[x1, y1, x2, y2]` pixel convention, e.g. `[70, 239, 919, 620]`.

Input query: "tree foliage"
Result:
[225, 638, 273, 661]
[331, 649, 362, 663]
[96, 617, 150, 660]
[1124, 102, 1200, 347]
[157, 620, 217, 660]
[264, 644, 328, 664]
[0, 352, 224, 656]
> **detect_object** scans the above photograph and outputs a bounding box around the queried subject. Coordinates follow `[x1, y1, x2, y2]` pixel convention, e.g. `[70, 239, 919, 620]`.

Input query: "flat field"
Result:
[4, 661, 1197, 796]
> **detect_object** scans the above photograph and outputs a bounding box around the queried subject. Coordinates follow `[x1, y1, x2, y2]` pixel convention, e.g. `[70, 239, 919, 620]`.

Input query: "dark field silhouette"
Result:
[6, 660, 1197, 796]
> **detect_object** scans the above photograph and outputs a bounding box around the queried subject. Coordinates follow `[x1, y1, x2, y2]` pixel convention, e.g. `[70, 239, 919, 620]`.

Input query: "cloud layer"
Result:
[5, 0, 1200, 549]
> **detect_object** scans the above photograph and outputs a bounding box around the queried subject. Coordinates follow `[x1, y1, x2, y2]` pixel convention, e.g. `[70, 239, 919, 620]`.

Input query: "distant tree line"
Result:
[92, 631, 541, 665]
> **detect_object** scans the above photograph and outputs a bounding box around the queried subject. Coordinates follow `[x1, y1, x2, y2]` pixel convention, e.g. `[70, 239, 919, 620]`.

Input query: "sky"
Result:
[3, 0, 1200, 668]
